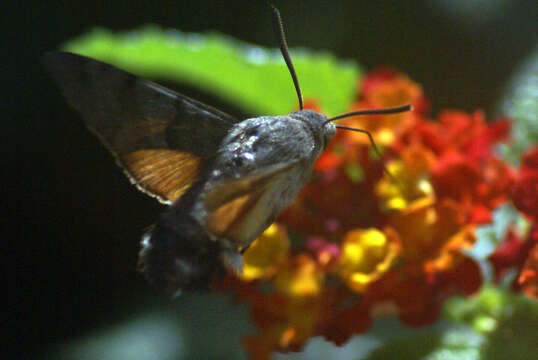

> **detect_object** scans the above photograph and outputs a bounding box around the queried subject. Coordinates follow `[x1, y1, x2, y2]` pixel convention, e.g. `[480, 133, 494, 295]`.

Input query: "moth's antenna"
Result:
[328, 104, 413, 185]
[323, 104, 412, 126]
[334, 125, 384, 158]
[336, 124, 401, 185]
[270, 4, 304, 110]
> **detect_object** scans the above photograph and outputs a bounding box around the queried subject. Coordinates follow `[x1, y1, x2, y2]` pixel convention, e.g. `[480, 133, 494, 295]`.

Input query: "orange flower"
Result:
[244, 295, 324, 360]
[301, 98, 322, 112]
[243, 290, 322, 360]
[389, 199, 466, 262]
[243, 255, 325, 359]
[423, 226, 477, 274]
[337, 68, 426, 147]
[338, 101, 415, 147]
[360, 68, 428, 116]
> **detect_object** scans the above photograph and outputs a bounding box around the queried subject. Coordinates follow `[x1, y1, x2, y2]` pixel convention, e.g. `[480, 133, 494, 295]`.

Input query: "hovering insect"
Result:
[45, 5, 411, 295]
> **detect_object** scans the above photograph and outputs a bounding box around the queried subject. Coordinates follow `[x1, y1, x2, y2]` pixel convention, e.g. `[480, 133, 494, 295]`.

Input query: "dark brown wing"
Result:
[44, 51, 240, 204]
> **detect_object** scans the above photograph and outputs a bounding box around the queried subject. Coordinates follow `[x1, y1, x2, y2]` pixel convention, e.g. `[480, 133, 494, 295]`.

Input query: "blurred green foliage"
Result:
[497, 48, 538, 165]
[62, 26, 360, 117]
[365, 327, 484, 360]
[361, 286, 537, 360]
[443, 285, 538, 360]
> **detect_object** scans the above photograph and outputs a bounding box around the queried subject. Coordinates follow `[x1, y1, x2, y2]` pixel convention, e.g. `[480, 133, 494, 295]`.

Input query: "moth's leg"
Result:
[220, 248, 244, 275]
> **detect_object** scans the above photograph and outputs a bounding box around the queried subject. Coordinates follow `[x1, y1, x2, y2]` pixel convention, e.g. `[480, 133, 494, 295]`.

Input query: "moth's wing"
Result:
[44, 51, 240, 204]
[203, 161, 297, 245]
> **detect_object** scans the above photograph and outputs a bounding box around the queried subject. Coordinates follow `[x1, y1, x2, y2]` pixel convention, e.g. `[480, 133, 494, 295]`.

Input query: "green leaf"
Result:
[496, 47, 538, 165]
[443, 285, 538, 360]
[358, 285, 538, 359]
[61, 26, 361, 116]
[365, 327, 484, 360]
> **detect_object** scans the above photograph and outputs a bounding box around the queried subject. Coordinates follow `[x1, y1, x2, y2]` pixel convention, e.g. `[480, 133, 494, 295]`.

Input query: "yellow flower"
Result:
[240, 224, 289, 281]
[376, 143, 436, 211]
[338, 228, 400, 292]
[274, 255, 324, 298]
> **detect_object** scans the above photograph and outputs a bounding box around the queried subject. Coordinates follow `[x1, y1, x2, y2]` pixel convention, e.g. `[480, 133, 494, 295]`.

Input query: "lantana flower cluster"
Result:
[219, 68, 538, 359]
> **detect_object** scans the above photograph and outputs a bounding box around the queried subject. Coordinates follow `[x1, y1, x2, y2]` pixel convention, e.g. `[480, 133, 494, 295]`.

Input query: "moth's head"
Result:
[291, 109, 336, 150]
[269, 4, 411, 158]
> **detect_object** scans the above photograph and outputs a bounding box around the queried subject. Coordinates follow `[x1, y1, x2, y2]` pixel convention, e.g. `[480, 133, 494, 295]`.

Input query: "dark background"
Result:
[5, 0, 537, 358]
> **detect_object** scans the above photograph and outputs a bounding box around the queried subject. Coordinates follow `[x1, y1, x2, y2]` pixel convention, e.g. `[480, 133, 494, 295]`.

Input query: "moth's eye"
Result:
[233, 157, 244, 167]
[245, 127, 259, 137]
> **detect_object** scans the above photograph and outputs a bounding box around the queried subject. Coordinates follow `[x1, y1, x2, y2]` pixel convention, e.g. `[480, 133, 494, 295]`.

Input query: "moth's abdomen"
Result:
[138, 210, 225, 294]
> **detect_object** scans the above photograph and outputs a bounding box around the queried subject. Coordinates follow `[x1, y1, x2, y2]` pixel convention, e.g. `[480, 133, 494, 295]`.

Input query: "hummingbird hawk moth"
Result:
[45, 5, 411, 295]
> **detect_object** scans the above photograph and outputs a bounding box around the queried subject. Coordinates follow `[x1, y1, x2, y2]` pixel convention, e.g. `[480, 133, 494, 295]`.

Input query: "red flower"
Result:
[511, 147, 538, 222]
[399, 110, 510, 160]
[519, 242, 538, 300]
[317, 295, 373, 345]
[489, 227, 538, 292]
[432, 150, 482, 202]
[465, 119, 510, 162]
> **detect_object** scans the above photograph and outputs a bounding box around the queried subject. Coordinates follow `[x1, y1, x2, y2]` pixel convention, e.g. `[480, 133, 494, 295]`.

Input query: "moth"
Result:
[45, 6, 411, 295]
